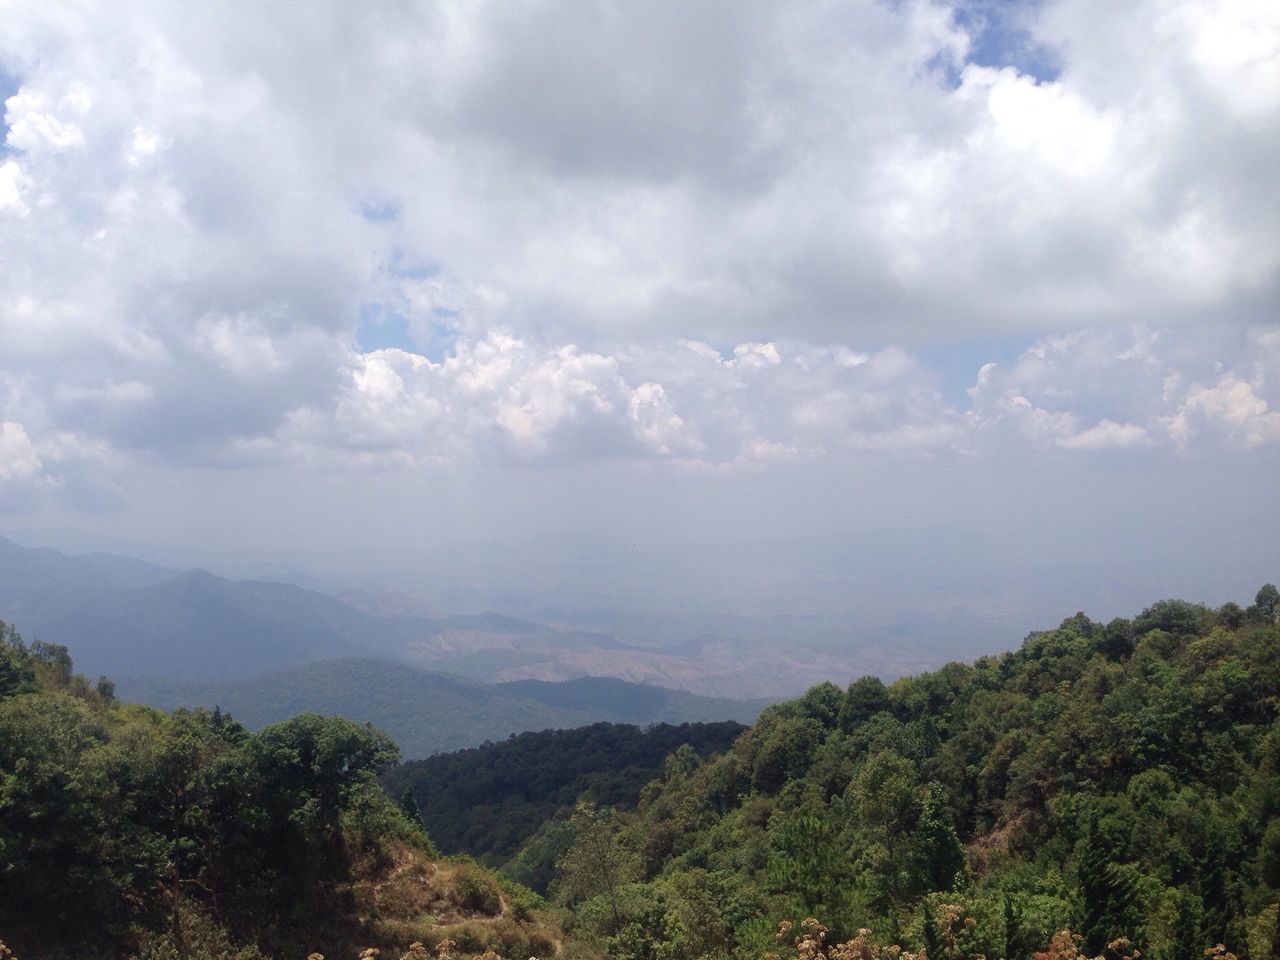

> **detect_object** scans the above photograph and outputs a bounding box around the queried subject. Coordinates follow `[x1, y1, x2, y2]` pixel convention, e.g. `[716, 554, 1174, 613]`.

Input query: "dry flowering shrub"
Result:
[933, 902, 978, 960]
[435, 937, 457, 960]
[1033, 930, 1141, 960]
[0, 940, 15, 960]
[767, 917, 925, 960]
[307, 953, 324, 960]
[400, 943, 432, 960]
[360, 950, 381, 959]
[1203, 947, 1237, 960]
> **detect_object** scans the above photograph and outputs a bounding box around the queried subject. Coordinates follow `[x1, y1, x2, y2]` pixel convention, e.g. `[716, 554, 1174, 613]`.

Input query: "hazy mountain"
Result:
[117, 658, 769, 758]
[20, 569, 420, 679]
[336, 589, 440, 619]
[0, 536, 528, 681]
[1, 534, 918, 698]
[0, 534, 174, 617]
[496, 676, 769, 726]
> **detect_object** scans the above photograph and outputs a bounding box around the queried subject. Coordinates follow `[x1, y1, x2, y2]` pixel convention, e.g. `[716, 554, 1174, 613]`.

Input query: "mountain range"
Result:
[0, 534, 910, 699]
[118, 660, 768, 758]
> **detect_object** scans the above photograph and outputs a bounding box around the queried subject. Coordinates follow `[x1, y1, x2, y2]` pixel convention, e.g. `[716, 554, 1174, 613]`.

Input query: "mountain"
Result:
[117, 657, 769, 758]
[0, 534, 930, 698]
[0, 536, 548, 682]
[337, 589, 440, 618]
[24, 569, 422, 679]
[0, 534, 174, 615]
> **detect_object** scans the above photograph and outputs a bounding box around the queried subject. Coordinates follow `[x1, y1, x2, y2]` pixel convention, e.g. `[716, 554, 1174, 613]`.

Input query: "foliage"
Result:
[5, 581, 1280, 960]
[0, 619, 546, 960]
[380, 719, 744, 890]
[539, 588, 1280, 960]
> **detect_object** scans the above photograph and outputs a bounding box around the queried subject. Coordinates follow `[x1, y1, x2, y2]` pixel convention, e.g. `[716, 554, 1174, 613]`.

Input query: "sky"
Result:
[0, 1, 1277, 657]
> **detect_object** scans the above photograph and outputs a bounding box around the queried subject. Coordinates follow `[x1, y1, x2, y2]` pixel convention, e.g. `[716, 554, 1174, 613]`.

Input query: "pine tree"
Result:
[1078, 812, 1140, 953]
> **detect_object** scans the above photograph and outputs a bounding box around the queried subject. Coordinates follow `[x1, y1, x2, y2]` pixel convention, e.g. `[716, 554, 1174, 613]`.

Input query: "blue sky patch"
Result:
[355, 303, 419, 354]
[954, 1, 1061, 83]
[387, 246, 440, 280]
[916, 333, 1031, 405]
[356, 302, 461, 362]
[0, 66, 19, 157]
[359, 194, 402, 223]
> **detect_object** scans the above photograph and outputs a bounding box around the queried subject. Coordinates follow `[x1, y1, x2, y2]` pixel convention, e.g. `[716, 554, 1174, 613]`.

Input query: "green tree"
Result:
[750, 716, 823, 792]
[1254, 584, 1280, 623]
[838, 676, 890, 732]
[766, 813, 846, 916]
[0, 622, 34, 698]
[397, 786, 426, 829]
[0, 692, 114, 936]
[554, 800, 637, 935]
[250, 713, 398, 882]
[1077, 811, 1141, 954]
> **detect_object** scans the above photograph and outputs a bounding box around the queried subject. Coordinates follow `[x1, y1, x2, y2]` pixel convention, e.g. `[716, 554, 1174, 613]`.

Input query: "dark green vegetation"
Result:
[544, 586, 1280, 960]
[121, 661, 765, 759]
[383, 720, 746, 891]
[4, 584, 1279, 960]
[0, 621, 560, 960]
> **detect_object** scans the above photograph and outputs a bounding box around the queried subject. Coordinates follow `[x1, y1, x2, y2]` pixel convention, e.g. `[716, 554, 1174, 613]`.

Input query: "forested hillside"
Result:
[0, 622, 561, 960]
[4, 586, 1279, 960]
[383, 720, 746, 891]
[543, 587, 1280, 960]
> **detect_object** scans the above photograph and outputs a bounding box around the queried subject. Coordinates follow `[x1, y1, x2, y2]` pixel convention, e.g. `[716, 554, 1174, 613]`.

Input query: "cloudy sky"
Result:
[1, 1, 1277, 648]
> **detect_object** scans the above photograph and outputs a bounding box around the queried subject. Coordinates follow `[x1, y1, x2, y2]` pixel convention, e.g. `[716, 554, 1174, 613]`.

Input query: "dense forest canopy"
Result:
[1, 584, 1278, 960]
[539, 586, 1280, 960]
[382, 720, 746, 892]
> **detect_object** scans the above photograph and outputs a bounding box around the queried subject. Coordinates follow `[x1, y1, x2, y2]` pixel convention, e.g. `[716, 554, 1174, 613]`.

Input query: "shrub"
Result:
[452, 866, 503, 916]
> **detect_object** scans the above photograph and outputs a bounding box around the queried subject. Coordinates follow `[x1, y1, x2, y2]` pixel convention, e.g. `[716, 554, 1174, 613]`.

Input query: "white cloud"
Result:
[266, 324, 1280, 470]
[125, 125, 167, 167]
[1164, 375, 1280, 449]
[3, 86, 89, 153]
[628, 382, 702, 457]
[1057, 419, 1150, 451]
[0, 0, 1275, 498]
[0, 160, 28, 216]
[195, 314, 285, 380]
[1180, 0, 1280, 121]
[0, 421, 44, 484]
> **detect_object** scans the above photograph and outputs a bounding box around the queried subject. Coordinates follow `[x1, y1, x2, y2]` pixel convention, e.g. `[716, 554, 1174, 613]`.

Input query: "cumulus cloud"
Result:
[243, 323, 1279, 471]
[1056, 419, 1150, 451]
[966, 324, 1280, 454]
[0, 160, 28, 216]
[0, 0, 1276, 502]
[1164, 376, 1280, 449]
[0, 421, 43, 484]
[0, 415, 119, 512]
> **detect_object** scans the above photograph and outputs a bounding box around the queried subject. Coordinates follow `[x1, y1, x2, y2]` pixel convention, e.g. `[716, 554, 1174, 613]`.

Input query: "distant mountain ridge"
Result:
[117, 657, 768, 759]
[0, 535, 561, 681]
[497, 675, 772, 726]
[0, 534, 174, 616]
[0, 533, 918, 699]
